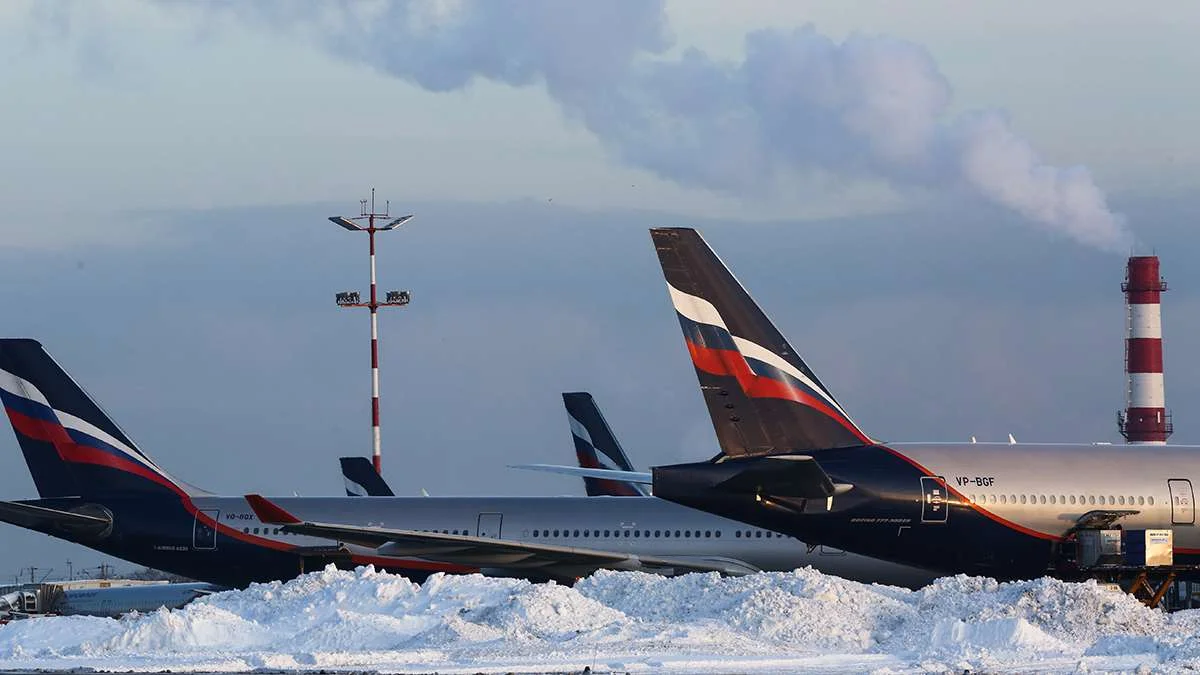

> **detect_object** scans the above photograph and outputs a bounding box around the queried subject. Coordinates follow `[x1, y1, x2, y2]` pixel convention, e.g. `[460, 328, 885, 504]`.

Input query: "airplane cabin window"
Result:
[715, 530, 721, 538]
[705, 531, 712, 538]
[553, 530, 560, 537]
[243, 528, 249, 533]
[655, 530, 661, 537]
[1118, 496, 1125, 505]
[1149, 496, 1155, 505]
[1139, 496, 1146, 505]
[1000, 495, 1007, 504]
[755, 531, 762, 538]
[675, 530, 681, 537]
[604, 530, 611, 537]
[1039, 495, 1046, 504]
[684, 530, 691, 538]
[735, 531, 741, 538]
[1049, 495, 1056, 505]
[1020, 495, 1027, 504]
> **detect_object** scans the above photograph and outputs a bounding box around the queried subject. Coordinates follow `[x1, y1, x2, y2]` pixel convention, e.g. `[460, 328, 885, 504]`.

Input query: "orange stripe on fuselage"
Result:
[877, 446, 1062, 542]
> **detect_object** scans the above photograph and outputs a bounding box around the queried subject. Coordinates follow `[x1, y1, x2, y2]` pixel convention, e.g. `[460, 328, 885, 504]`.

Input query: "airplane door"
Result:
[1169, 479, 1195, 525]
[477, 513, 503, 538]
[920, 476, 948, 524]
[193, 510, 219, 550]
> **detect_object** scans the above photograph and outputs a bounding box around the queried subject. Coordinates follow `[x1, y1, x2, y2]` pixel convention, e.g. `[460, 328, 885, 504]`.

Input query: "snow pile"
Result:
[0, 564, 1185, 673]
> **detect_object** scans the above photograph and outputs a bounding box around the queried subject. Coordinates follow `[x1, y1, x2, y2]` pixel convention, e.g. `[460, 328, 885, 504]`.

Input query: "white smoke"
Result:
[163, 0, 1132, 251]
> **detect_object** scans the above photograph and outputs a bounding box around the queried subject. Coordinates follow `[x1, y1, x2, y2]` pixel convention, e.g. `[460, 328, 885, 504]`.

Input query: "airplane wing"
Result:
[508, 464, 652, 485]
[245, 495, 758, 578]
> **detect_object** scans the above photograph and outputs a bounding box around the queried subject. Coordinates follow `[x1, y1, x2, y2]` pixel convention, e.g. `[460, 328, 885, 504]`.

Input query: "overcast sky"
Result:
[1, 0, 1199, 581]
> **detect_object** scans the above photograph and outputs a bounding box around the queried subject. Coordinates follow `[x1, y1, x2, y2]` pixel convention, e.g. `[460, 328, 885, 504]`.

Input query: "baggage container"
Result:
[1124, 529, 1173, 567]
[1078, 529, 1123, 568]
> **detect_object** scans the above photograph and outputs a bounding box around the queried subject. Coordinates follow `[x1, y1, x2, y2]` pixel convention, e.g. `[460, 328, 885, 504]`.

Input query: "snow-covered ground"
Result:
[0, 564, 1196, 673]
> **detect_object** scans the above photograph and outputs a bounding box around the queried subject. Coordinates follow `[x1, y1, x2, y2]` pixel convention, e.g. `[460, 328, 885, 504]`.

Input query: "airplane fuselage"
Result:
[656, 442, 1200, 580]
[20, 493, 937, 588]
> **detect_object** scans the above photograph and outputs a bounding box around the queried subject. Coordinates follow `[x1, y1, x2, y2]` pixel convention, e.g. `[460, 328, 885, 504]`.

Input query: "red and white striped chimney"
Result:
[1118, 255, 1172, 444]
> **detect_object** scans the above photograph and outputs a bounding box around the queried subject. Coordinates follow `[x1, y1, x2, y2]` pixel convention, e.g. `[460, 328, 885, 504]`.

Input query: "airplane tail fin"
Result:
[563, 392, 649, 497]
[0, 339, 192, 499]
[340, 456, 395, 496]
[650, 228, 873, 458]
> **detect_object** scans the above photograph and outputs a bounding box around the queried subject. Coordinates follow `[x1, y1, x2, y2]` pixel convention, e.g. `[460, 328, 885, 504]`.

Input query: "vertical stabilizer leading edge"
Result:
[563, 392, 650, 496]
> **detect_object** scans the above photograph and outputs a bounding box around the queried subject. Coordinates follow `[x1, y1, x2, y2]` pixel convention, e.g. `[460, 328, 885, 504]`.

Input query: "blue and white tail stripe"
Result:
[0, 365, 188, 494]
[731, 335, 857, 424]
[668, 282, 857, 422]
[568, 413, 598, 457]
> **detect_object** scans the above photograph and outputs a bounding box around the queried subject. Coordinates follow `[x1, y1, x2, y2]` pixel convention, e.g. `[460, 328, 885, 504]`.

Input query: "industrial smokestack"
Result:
[1118, 256, 1172, 444]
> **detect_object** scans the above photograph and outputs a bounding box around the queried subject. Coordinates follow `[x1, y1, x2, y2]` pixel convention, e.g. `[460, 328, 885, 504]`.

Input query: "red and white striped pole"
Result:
[368, 221, 382, 474]
[1118, 255, 1172, 445]
[330, 191, 413, 477]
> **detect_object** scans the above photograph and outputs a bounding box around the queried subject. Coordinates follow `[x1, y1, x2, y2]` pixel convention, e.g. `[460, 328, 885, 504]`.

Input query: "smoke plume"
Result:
[175, 0, 1132, 251]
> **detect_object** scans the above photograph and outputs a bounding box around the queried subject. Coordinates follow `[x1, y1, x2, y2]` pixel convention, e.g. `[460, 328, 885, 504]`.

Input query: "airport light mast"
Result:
[329, 190, 413, 475]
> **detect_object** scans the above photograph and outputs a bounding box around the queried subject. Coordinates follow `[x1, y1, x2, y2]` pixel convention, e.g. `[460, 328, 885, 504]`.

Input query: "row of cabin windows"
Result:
[244, 527, 472, 536]
[530, 528, 788, 539]
[966, 494, 1156, 507]
[245, 527, 295, 535]
[243, 525, 794, 540]
[533, 528, 722, 539]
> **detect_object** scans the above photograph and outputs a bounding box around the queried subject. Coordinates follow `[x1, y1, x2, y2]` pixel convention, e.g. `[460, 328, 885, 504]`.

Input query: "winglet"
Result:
[245, 494, 302, 524]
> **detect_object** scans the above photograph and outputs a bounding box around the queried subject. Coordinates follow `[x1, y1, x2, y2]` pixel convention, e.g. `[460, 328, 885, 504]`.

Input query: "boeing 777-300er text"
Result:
[0, 338, 936, 588]
[553, 227, 1200, 581]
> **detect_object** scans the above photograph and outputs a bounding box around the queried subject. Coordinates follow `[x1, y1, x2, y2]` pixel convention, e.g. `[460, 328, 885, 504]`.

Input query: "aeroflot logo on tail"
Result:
[0, 367, 178, 486]
[665, 282, 868, 441]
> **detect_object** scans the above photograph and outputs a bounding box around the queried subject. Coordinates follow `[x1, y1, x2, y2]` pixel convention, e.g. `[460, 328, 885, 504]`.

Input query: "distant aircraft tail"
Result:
[563, 392, 649, 496]
[0, 339, 192, 499]
[340, 456, 395, 497]
[650, 228, 873, 457]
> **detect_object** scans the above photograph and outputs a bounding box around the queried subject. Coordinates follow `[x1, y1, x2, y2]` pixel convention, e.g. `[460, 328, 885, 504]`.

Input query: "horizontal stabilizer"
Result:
[508, 464, 652, 485]
[245, 494, 301, 524]
[0, 500, 111, 536]
[715, 455, 850, 499]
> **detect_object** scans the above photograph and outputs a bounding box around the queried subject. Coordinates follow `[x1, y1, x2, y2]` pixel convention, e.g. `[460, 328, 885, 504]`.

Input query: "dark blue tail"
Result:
[563, 392, 649, 497]
[0, 339, 190, 499]
[651, 228, 874, 457]
[340, 456, 395, 496]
